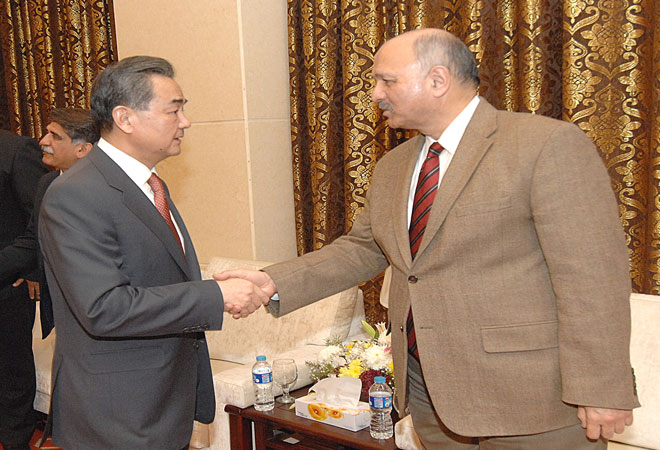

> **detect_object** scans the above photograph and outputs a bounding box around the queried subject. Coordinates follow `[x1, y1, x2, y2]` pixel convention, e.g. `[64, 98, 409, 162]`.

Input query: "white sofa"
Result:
[607, 293, 660, 450]
[31, 256, 367, 450]
[189, 256, 367, 450]
[31, 270, 659, 449]
[392, 292, 660, 450]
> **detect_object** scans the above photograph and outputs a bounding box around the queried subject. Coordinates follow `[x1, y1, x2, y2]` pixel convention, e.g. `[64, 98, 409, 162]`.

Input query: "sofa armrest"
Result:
[610, 293, 660, 450]
[204, 345, 324, 450]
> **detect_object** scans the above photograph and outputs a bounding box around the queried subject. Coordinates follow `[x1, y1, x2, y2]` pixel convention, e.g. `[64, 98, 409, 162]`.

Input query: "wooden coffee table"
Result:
[225, 387, 400, 449]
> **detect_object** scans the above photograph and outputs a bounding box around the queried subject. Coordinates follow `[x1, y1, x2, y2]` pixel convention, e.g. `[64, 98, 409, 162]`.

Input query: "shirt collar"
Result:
[97, 137, 156, 188]
[426, 95, 480, 155]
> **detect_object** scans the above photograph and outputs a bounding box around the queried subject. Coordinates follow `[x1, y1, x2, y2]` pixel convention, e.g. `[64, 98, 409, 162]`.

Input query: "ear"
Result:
[428, 65, 451, 97]
[112, 106, 134, 134]
[77, 142, 93, 159]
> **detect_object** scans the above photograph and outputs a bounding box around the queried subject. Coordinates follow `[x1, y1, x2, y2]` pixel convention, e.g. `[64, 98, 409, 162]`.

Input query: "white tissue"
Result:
[308, 376, 362, 408]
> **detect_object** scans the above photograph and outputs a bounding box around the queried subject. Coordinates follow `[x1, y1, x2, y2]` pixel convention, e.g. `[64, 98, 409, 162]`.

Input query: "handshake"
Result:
[213, 269, 278, 319]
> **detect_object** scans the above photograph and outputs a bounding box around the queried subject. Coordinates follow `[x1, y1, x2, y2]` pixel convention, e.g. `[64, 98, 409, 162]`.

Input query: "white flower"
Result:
[319, 344, 342, 359]
[375, 322, 391, 347]
[306, 330, 394, 390]
[318, 344, 345, 367]
[363, 344, 391, 369]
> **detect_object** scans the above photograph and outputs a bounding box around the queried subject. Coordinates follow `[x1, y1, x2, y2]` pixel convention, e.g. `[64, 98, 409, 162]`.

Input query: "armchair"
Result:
[391, 291, 660, 450]
[190, 256, 367, 450]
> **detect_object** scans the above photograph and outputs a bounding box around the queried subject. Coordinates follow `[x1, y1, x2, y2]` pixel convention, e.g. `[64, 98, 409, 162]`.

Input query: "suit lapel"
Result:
[392, 135, 426, 268]
[412, 99, 498, 261]
[88, 147, 192, 278]
[166, 187, 202, 280]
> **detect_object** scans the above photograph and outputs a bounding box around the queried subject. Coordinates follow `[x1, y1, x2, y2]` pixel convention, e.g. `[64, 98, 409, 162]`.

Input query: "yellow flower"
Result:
[338, 359, 363, 378]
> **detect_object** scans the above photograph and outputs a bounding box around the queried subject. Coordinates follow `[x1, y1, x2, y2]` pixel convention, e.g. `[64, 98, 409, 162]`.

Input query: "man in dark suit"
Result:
[0, 108, 99, 340]
[0, 130, 48, 450]
[217, 29, 638, 448]
[39, 56, 269, 449]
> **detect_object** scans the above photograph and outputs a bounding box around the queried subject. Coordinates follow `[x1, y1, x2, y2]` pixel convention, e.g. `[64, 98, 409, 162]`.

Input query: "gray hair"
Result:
[91, 56, 175, 132]
[413, 31, 480, 87]
[49, 108, 99, 144]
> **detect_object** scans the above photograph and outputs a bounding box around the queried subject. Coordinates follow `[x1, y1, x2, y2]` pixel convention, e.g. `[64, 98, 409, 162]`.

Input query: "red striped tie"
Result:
[148, 173, 185, 256]
[407, 142, 443, 360]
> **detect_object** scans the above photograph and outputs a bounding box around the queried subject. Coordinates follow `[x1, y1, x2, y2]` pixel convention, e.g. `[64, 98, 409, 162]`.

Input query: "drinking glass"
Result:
[272, 358, 298, 403]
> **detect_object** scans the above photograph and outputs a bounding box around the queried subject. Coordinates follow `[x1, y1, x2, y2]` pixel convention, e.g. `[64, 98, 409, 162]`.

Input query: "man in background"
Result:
[0, 129, 48, 450]
[0, 108, 99, 340]
[218, 29, 638, 448]
[39, 55, 268, 449]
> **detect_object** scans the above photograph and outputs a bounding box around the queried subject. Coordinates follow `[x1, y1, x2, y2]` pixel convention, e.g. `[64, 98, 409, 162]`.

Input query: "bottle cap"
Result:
[256, 355, 266, 361]
[374, 376, 386, 383]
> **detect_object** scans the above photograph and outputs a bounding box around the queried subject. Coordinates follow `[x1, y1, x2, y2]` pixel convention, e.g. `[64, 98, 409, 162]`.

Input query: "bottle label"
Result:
[253, 372, 272, 384]
[369, 395, 392, 409]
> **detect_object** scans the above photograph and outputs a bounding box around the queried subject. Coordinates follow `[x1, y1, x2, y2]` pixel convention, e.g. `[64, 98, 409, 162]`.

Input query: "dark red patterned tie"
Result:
[407, 142, 443, 360]
[148, 173, 184, 255]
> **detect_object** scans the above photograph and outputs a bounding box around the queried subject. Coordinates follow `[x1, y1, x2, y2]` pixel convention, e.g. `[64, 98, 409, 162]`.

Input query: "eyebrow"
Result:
[48, 129, 63, 139]
[373, 71, 395, 80]
[171, 98, 188, 105]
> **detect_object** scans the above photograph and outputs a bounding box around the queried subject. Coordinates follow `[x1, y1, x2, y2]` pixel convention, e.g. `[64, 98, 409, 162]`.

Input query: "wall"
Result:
[112, 0, 297, 265]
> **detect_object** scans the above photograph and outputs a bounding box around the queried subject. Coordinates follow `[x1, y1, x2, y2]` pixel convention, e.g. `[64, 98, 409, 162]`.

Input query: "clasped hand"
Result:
[214, 269, 277, 319]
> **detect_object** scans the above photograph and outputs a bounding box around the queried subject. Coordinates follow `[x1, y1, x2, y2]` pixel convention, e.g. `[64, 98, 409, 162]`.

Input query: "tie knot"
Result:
[429, 142, 443, 157]
[147, 173, 164, 194]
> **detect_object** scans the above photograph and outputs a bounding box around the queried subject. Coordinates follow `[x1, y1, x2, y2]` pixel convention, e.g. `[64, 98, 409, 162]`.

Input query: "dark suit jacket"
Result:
[264, 99, 638, 437]
[0, 171, 58, 337]
[39, 146, 224, 450]
[0, 130, 48, 291]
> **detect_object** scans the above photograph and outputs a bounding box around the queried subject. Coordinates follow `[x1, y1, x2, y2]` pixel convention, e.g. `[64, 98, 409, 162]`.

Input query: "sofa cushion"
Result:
[610, 293, 660, 449]
[202, 257, 360, 365]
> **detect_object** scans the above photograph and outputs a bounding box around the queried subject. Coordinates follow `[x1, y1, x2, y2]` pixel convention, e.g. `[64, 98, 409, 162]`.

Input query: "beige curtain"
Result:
[0, 0, 116, 138]
[288, 0, 660, 323]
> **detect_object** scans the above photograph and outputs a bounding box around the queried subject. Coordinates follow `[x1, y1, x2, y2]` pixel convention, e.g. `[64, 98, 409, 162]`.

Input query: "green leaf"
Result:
[361, 320, 377, 338]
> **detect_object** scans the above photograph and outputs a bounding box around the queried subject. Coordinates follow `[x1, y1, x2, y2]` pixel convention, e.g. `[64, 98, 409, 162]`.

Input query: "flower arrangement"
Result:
[306, 321, 394, 399]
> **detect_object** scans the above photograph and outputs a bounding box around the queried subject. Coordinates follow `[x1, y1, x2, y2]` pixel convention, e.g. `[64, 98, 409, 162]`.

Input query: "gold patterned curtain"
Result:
[0, 0, 117, 138]
[288, 0, 660, 323]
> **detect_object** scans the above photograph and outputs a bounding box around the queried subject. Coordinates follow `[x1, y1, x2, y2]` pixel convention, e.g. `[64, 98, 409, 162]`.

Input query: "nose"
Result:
[39, 133, 51, 146]
[178, 111, 191, 129]
[372, 80, 384, 102]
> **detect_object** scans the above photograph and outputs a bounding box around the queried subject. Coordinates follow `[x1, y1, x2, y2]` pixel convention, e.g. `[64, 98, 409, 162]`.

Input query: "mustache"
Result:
[376, 101, 393, 112]
[42, 146, 54, 155]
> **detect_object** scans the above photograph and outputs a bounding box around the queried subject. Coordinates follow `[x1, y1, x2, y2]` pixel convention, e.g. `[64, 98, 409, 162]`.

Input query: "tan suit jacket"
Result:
[265, 98, 638, 437]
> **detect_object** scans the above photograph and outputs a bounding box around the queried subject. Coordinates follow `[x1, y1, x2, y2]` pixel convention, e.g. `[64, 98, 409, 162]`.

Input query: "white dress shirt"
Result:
[406, 96, 480, 227]
[97, 138, 185, 252]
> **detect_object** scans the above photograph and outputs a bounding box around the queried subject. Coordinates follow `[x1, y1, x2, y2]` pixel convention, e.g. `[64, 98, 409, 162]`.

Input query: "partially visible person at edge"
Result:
[39, 56, 269, 450]
[0, 108, 99, 342]
[216, 28, 638, 449]
[0, 128, 48, 450]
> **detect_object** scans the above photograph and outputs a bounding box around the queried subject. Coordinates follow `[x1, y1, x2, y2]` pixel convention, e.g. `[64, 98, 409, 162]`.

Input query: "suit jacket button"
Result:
[408, 275, 418, 283]
[400, 326, 404, 332]
[193, 341, 200, 349]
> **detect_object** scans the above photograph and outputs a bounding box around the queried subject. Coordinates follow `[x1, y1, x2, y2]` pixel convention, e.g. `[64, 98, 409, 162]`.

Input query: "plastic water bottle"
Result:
[252, 355, 274, 411]
[369, 375, 393, 439]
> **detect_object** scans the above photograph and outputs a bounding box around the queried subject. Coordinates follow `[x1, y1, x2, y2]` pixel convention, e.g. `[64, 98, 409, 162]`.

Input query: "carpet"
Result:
[0, 428, 59, 450]
[28, 428, 60, 450]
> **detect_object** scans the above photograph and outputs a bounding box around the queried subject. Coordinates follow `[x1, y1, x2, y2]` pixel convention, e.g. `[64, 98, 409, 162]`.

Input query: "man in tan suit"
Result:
[217, 29, 638, 448]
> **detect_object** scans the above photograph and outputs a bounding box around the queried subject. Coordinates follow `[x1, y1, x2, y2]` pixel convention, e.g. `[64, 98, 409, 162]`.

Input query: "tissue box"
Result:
[295, 392, 371, 431]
